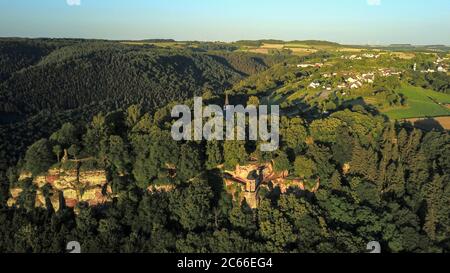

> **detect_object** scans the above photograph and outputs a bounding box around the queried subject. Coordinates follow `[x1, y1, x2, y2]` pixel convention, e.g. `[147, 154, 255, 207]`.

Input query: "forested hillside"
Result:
[0, 39, 286, 197]
[0, 42, 241, 115]
[0, 39, 57, 81]
[0, 39, 292, 117]
[1, 102, 448, 253]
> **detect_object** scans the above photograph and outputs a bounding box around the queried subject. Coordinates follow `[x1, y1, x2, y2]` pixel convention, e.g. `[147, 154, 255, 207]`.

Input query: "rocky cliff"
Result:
[8, 167, 113, 211]
[223, 161, 320, 208]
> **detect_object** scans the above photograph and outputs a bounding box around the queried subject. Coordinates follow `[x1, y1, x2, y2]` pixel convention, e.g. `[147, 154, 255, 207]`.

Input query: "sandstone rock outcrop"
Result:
[6, 188, 23, 207]
[147, 184, 176, 193]
[342, 163, 351, 175]
[8, 167, 113, 211]
[223, 161, 320, 208]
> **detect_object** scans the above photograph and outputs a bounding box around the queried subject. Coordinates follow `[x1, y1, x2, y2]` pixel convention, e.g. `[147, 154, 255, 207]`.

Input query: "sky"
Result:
[0, 0, 449, 45]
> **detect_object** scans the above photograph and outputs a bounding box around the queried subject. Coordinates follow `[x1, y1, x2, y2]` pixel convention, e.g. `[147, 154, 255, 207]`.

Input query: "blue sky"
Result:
[0, 0, 449, 45]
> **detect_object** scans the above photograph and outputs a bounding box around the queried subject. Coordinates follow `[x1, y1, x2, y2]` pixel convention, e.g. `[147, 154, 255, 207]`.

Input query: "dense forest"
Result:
[0, 39, 449, 253]
[0, 39, 286, 199]
[0, 42, 240, 115]
[2, 102, 449, 253]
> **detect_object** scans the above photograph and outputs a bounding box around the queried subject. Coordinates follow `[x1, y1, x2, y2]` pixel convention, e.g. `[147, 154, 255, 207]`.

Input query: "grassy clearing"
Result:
[286, 47, 318, 55]
[248, 48, 270, 54]
[425, 91, 450, 104]
[390, 52, 416, 60]
[240, 41, 349, 55]
[383, 85, 450, 119]
[261, 43, 285, 49]
[336, 48, 364, 52]
[287, 90, 306, 102]
[284, 43, 311, 48]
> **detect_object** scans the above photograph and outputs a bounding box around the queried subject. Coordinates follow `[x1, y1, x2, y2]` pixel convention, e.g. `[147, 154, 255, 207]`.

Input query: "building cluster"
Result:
[341, 53, 381, 60]
[419, 66, 448, 74]
[378, 68, 402, 77]
[308, 82, 321, 89]
[416, 57, 449, 73]
[308, 68, 402, 91]
[435, 57, 448, 73]
[323, 73, 337, 78]
[344, 73, 375, 89]
[297, 63, 324, 68]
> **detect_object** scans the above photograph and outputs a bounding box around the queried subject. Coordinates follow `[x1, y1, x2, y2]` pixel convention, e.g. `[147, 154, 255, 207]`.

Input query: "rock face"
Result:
[8, 168, 113, 211]
[223, 161, 319, 208]
[342, 163, 351, 175]
[147, 184, 176, 193]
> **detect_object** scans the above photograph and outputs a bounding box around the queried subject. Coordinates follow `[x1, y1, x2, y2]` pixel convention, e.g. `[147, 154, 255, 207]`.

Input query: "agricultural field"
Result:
[382, 85, 450, 119]
[390, 52, 416, 60]
[405, 117, 450, 130]
[238, 40, 361, 56]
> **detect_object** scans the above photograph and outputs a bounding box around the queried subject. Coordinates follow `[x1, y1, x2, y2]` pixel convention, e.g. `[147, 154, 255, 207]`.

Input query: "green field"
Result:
[383, 85, 450, 119]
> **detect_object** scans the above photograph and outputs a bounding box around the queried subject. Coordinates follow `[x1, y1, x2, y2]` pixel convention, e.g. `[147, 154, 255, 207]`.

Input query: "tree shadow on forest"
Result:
[206, 169, 228, 206]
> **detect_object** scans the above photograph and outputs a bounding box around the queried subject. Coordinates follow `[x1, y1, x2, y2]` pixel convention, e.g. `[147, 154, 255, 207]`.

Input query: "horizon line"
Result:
[1, 36, 449, 48]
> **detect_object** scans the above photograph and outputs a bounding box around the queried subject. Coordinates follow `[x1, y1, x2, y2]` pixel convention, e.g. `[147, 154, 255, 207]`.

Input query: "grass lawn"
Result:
[383, 85, 450, 119]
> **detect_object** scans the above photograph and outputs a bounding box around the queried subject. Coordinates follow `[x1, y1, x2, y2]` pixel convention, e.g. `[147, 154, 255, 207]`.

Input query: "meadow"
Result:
[383, 85, 450, 119]
[238, 40, 361, 56]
